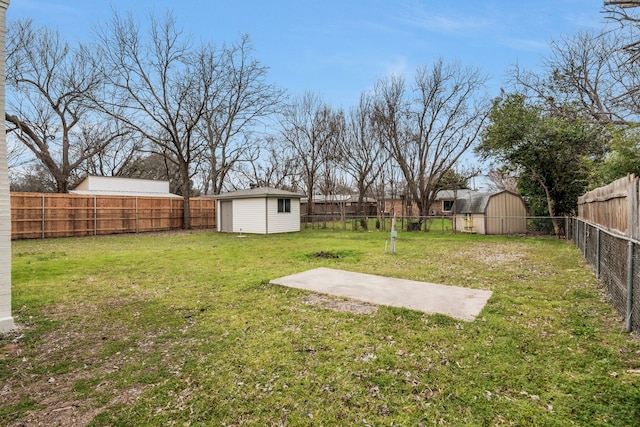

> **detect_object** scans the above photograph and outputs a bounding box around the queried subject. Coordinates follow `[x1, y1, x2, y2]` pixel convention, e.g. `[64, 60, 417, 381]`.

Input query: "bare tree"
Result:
[340, 93, 386, 216]
[92, 11, 214, 228]
[5, 20, 117, 192]
[279, 92, 342, 215]
[6, 135, 29, 172]
[373, 60, 489, 220]
[243, 136, 301, 191]
[486, 167, 518, 192]
[510, 31, 632, 124]
[199, 35, 284, 195]
[79, 120, 142, 177]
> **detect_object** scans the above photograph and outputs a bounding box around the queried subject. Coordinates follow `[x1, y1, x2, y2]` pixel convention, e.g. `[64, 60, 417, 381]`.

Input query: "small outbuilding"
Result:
[452, 191, 527, 235]
[212, 187, 302, 234]
[70, 175, 181, 198]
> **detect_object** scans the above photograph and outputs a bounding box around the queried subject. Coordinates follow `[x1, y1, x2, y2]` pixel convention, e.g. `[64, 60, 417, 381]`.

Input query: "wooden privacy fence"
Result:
[10, 192, 216, 240]
[578, 174, 640, 240]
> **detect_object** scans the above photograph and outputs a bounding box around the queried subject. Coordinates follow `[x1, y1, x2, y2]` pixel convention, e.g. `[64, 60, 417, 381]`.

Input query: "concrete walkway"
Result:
[271, 267, 492, 322]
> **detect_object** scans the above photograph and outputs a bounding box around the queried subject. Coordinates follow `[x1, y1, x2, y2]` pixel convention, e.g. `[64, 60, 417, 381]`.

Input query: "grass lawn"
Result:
[1, 229, 639, 426]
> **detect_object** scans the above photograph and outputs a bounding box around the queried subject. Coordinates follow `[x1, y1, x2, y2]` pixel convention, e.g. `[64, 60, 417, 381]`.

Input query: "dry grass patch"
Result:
[301, 294, 378, 315]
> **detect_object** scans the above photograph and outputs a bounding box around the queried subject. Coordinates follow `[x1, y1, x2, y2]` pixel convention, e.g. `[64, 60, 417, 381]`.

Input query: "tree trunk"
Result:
[541, 181, 561, 237]
[180, 164, 191, 230]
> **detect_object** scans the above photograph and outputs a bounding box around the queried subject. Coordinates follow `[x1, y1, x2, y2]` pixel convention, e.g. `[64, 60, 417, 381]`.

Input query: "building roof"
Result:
[451, 191, 501, 214]
[435, 189, 478, 199]
[302, 194, 377, 204]
[211, 187, 303, 200]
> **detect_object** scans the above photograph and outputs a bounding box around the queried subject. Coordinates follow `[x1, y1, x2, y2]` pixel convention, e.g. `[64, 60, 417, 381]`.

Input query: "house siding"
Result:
[0, 0, 13, 332]
[232, 198, 267, 234]
[268, 197, 300, 233]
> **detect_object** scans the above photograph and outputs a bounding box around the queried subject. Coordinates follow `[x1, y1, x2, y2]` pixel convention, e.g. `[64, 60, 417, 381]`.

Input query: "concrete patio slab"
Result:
[271, 267, 492, 321]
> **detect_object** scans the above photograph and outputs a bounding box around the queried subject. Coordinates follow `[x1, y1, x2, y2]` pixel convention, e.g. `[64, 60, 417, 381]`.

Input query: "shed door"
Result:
[220, 201, 233, 232]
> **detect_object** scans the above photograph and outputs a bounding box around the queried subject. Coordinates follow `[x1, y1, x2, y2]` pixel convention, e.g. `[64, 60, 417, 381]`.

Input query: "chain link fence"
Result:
[301, 214, 564, 236]
[568, 217, 640, 332]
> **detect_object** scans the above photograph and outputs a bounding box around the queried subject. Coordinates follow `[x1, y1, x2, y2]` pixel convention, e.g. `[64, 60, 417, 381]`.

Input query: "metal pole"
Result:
[596, 228, 600, 279]
[627, 240, 634, 333]
[583, 221, 587, 258]
[390, 216, 397, 255]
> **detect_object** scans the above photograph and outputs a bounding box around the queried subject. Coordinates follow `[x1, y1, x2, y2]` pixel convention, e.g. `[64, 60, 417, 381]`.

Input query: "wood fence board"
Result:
[578, 174, 638, 238]
[10, 192, 216, 239]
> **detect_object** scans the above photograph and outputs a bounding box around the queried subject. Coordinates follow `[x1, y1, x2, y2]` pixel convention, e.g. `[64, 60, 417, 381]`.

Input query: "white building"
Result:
[70, 175, 181, 198]
[213, 187, 302, 234]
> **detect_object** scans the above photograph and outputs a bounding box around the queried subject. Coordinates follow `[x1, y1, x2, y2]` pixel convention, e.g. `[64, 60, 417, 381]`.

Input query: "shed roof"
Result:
[211, 187, 303, 200]
[451, 191, 503, 214]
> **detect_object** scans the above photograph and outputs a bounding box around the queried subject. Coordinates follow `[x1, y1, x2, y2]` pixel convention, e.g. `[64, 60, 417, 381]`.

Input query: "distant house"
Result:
[378, 190, 478, 218]
[451, 191, 527, 235]
[70, 176, 181, 198]
[212, 187, 302, 234]
[301, 194, 377, 217]
[432, 189, 478, 216]
[378, 194, 419, 218]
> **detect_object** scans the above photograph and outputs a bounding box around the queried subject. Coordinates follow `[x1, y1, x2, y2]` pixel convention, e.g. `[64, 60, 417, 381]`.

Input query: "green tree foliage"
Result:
[436, 169, 470, 191]
[476, 93, 604, 235]
[593, 127, 640, 185]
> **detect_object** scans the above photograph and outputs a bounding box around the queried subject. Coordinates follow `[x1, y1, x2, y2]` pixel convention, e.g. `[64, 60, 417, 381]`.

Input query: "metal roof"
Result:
[451, 191, 503, 214]
[210, 187, 303, 200]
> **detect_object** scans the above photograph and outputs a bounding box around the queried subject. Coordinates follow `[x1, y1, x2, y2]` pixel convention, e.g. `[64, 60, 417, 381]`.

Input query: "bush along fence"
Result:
[569, 217, 640, 333]
[10, 192, 216, 240]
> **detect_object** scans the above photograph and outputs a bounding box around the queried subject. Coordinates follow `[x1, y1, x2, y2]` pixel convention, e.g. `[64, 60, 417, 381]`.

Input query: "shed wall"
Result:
[485, 193, 527, 235]
[455, 214, 486, 234]
[232, 198, 267, 234]
[267, 197, 300, 233]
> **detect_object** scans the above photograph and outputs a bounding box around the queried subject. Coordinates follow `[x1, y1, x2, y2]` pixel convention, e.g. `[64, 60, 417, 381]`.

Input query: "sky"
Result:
[8, 0, 610, 110]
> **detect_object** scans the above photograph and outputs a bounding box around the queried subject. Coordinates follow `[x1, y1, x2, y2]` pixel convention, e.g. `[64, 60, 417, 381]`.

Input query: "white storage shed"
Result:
[213, 187, 302, 234]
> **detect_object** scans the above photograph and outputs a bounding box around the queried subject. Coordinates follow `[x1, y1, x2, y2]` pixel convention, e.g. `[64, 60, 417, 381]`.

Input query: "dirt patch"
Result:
[465, 243, 526, 266]
[312, 251, 340, 259]
[302, 294, 378, 315]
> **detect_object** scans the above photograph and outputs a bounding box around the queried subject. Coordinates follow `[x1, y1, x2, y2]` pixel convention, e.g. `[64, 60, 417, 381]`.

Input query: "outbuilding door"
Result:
[220, 201, 233, 232]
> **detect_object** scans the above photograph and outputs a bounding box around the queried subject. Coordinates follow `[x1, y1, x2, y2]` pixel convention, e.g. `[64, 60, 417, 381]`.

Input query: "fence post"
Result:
[627, 240, 634, 333]
[583, 221, 587, 257]
[41, 194, 45, 239]
[93, 196, 97, 236]
[596, 228, 600, 279]
[135, 197, 139, 234]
